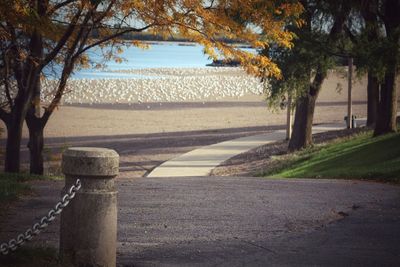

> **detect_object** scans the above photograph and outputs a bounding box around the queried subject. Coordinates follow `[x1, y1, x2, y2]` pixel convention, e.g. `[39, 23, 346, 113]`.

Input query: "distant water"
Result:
[46, 42, 255, 79]
[73, 43, 213, 79]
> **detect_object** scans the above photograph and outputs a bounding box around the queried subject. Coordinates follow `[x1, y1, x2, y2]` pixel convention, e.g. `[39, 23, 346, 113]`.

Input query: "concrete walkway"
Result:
[147, 123, 344, 177]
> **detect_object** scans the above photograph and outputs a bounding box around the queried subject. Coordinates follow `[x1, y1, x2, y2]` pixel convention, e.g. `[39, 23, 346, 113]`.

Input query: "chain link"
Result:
[0, 179, 81, 256]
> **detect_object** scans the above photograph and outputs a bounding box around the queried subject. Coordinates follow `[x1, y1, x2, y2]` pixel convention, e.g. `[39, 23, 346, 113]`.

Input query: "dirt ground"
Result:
[2, 71, 369, 139]
[0, 71, 375, 177]
[38, 71, 369, 138]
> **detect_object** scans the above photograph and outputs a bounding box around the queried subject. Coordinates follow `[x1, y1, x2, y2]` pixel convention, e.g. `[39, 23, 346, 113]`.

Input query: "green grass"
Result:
[0, 172, 62, 208]
[265, 131, 400, 182]
[0, 174, 66, 266]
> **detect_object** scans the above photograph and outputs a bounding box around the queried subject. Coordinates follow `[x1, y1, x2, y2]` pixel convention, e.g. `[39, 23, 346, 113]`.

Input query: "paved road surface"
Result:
[116, 177, 400, 266]
[1, 177, 399, 266]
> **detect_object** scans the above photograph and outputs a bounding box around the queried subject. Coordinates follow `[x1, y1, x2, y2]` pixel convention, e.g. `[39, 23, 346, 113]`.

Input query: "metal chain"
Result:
[0, 179, 82, 256]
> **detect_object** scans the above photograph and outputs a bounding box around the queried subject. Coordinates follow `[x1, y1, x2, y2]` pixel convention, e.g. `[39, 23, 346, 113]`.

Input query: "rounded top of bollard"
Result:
[62, 147, 119, 178]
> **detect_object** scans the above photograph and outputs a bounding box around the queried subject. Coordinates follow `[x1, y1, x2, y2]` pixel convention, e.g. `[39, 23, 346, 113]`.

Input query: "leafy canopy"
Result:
[0, 0, 303, 78]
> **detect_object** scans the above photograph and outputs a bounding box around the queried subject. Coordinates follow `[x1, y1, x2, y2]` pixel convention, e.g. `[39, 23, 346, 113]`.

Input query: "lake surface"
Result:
[72, 43, 213, 79]
[48, 42, 255, 79]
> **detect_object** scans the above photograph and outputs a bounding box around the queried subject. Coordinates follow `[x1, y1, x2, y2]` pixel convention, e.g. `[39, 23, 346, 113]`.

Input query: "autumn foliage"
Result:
[0, 0, 303, 173]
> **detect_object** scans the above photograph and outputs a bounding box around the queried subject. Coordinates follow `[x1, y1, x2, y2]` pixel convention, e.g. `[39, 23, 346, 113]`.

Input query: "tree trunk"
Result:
[2, 1, 45, 173]
[361, 3, 380, 128]
[374, 0, 399, 136]
[4, 115, 24, 173]
[288, 94, 317, 151]
[374, 70, 397, 136]
[366, 72, 379, 127]
[288, 1, 349, 151]
[26, 111, 45, 175]
[25, 72, 45, 175]
[289, 69, 326, 151]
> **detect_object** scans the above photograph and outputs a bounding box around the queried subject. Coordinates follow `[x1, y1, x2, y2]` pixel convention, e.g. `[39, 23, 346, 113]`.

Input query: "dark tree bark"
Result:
[4, 114, 24, 173]
[26, 108, 45, 175]
[2, 1, 45, 173]
[374, 68, 398, 135]
[373, 0, 399, 136]
[26, 62, 45, 175]
[360, 1, 381, 128]
[289, 95, 316, 150]
[3, 84, 33, 172]
[24, 5, 90, 175]
[288, 1, 350, 151]
[366, 72, 379, 127]
[4, 87, 40, 173]
[289, 69, 326, 151]
[24, 52, 76, 175]
[4, 70, 40, 173]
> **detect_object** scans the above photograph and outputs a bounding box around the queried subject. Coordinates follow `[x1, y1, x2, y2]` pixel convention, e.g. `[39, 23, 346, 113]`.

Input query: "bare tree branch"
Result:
[42, 6, 95, 123]
[78, 24, 154, 55]
[47, 0, 76, 16]
[6, 23, 25, 97]
[93, 0, 116, 24]
[205, 0, 216, 10]
[41, 6, 83, 68]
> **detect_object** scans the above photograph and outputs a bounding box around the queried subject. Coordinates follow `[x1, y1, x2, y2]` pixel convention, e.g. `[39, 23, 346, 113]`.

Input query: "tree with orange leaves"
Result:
[0, 0, 303, 174]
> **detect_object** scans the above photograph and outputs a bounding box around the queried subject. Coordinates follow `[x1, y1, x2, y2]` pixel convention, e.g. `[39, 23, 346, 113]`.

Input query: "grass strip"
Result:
[264, 131, 400, 183]
[0, 174, 66, 266]
[0, 173, 62, 208]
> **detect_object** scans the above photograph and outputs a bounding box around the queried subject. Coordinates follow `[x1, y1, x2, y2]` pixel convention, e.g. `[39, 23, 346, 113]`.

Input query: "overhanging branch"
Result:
[41, 7, 83, 68]
[78, 24, 155, 55]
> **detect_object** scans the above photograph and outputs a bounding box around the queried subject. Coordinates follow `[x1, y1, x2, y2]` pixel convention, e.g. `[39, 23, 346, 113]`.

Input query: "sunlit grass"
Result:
[263, 131, 400, 183]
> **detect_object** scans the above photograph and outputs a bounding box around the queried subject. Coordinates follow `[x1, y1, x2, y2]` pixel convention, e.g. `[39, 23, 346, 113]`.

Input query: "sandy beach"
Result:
[34, 68, 369, 138]
[0, 67, 388, 177]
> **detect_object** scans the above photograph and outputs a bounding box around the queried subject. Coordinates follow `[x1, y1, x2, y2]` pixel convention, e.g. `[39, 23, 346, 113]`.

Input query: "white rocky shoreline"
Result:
[40, 67, 265, 104]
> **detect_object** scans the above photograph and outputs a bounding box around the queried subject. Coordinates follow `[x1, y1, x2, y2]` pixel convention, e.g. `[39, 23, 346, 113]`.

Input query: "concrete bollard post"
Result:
[60, 147, 119, 267]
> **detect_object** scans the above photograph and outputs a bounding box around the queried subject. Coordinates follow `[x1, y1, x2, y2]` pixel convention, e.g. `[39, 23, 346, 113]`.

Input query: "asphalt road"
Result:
[116, 177, 400, 266]
[1, 176, 399, 266]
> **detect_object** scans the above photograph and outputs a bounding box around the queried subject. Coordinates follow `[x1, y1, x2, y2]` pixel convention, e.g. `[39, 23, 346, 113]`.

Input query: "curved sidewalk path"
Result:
[147, 122, 351, 177]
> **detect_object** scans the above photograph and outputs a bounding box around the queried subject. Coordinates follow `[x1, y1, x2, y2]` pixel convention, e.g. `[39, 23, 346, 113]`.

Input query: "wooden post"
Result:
[347, 57, 353, 128]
